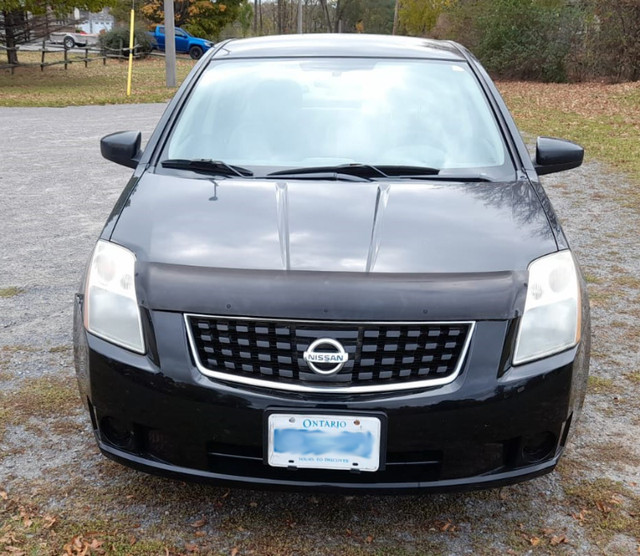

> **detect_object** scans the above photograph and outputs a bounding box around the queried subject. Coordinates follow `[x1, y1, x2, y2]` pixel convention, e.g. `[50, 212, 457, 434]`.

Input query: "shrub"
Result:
[99, 25, 153, 57]
[435, 0, 584, 82]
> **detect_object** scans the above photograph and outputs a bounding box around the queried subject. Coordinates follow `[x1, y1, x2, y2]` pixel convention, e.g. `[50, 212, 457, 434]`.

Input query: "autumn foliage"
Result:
[405, 0, 640, 83]
[140, 0, 246, 40]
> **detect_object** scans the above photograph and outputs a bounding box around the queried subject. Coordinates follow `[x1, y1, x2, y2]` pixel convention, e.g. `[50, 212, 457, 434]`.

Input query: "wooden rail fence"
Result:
[0, 40, 150, 74]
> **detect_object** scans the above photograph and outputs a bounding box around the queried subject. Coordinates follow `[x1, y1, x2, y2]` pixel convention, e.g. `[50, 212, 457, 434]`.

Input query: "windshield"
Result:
[164, 57, 513, 179]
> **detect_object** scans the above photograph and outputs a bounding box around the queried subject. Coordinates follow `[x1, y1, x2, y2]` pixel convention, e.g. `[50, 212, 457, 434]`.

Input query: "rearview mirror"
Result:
[534, 137, 584, 176]
[101, 131, 142, 169]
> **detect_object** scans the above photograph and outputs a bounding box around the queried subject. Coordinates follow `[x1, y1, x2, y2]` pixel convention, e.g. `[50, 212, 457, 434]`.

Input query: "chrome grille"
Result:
[185, 315, 474, 393]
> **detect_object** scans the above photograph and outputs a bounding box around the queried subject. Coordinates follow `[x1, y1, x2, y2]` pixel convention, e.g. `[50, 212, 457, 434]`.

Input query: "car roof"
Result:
[214, 34, 466, 61]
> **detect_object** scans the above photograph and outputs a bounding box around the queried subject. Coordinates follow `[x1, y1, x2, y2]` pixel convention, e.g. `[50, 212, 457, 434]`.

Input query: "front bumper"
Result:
[74, 305, 588, 493]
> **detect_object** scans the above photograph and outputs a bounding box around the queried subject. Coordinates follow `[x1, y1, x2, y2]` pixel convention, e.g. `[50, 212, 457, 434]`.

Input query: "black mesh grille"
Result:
[187, 316, 472, 390]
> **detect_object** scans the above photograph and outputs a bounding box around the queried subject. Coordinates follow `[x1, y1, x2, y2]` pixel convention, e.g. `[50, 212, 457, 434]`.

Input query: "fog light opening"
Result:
[100, 416, 134, 449]
[521, 432, 557, 464]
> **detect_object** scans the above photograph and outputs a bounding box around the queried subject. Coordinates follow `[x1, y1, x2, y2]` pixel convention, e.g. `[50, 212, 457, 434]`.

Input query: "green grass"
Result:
[0, 51, 196, 106]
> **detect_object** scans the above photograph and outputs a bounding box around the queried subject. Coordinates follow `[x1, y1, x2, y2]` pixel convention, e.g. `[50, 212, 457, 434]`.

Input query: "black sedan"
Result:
[74, 34, 590, 492]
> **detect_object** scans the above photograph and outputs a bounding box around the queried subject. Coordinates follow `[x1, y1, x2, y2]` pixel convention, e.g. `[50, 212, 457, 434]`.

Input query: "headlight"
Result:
[83, 240, 145, 353]
[513, 250, 581, 365]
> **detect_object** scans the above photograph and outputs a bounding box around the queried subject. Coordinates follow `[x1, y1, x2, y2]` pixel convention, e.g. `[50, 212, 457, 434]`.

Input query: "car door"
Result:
[174, 29, 189, 53]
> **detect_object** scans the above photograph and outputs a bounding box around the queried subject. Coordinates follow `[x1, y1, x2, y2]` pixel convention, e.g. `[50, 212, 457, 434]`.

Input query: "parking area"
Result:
[0, 105, 639, 555]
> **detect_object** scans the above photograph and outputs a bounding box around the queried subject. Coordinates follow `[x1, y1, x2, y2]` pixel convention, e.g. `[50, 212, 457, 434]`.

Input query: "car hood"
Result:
[110, 173, 557, 274]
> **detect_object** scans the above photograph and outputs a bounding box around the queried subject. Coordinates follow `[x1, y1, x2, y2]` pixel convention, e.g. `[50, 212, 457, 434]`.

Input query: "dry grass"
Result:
[563, 478, 640, 548]
[0, 374, 80, 443]
[498, 81, 640, 195]
[0, 286, 25, 298]
[587, 375, 617, 395]
[0, 51, 196, 106]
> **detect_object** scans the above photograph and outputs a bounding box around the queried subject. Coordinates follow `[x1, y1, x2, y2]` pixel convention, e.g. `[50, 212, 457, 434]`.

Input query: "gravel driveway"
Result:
[0, 104, 638, 555]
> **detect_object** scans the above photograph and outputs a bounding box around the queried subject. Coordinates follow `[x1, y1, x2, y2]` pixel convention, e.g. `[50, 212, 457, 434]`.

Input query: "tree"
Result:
[1, 0, 112, 64]
[438, 0, 583, 82]
[140, 0, 250, 41]
[583, 0, 640, 81]
[339, 0, 394, 34]
[396, 0, 455, 36]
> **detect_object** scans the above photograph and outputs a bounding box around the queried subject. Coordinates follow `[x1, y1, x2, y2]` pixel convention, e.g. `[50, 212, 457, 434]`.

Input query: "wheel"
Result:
[189, 45, 203, 60]
[63, 36, 75, 49]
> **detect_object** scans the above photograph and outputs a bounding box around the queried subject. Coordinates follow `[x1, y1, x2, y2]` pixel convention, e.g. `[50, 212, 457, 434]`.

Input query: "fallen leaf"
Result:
[231, 548, 239, 556]
[249, 501, 257, 508]
[43, 515, 57, 529]
[129, 535, 137, 545]
[365, 535, 373, 543]
[19, 508, 33, 528]
[435, 520, 456, 533]
[0, 490, 7, 500]
[185, 543, 199, 552]
[550, 535, 567, 546]
[529, 537, 541, 546]
[195, 530, 206, 538]
[571, 509, 590, 522]
[190, 519, 207, 528]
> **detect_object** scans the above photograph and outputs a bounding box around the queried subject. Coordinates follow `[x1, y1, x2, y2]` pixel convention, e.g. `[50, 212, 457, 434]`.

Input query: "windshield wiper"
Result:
[423, 173, 494, 182]
[161, 159, 253, 177]
[266, 163, 440, 180]
[266, 163, 382, 181]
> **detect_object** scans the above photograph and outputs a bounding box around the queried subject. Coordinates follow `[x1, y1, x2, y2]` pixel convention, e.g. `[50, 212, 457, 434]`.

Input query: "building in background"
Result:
[74, 8, 114, 34]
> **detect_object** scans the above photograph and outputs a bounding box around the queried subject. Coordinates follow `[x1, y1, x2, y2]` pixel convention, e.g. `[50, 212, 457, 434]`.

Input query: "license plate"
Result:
[267, 413, 381, 472]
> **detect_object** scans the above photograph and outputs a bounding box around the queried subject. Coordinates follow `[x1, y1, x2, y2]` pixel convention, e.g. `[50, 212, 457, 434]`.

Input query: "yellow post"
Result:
[126, 8, 135, 96]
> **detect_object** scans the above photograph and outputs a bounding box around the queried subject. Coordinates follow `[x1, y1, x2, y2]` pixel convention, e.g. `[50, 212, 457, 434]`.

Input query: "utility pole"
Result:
[297, 0, 303, 34]
[163, 0, 176, 87]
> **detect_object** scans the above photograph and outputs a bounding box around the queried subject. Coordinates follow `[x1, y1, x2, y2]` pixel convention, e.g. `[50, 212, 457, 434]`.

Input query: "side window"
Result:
[176, 30, 186, 38]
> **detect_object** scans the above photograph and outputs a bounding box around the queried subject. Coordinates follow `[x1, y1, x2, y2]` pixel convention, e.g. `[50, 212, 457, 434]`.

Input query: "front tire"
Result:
[189, 45, 203, 60]
[63, 36, 75, 50]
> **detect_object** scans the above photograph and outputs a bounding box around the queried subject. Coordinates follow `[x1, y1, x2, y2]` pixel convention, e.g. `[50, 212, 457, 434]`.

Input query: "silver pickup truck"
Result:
[49, 31, 98, 49]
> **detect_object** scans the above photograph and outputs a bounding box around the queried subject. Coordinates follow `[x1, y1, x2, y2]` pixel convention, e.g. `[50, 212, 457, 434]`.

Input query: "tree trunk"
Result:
[3, 10, 20, 65]
[392, 0, 400, 35]
[318, 0, 332, 32]
[253, 0, 257, 34]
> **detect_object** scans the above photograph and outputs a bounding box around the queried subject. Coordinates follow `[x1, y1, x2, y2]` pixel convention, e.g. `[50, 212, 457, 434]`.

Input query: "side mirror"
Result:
[534, 136, 584, 176]
[101, 131, 142, 169]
